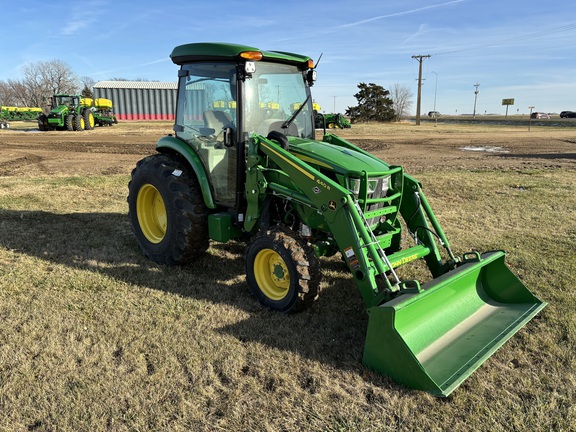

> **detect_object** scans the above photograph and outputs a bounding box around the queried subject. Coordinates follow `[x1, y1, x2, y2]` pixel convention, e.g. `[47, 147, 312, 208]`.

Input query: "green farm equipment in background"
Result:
[38, 94, 95, 131]
[37, 95, 117, 131]
[92, 98, 118, 126]
[127, 42, 546, 397]
[315, 112, 351, 129]
[1, 106, 43, 128]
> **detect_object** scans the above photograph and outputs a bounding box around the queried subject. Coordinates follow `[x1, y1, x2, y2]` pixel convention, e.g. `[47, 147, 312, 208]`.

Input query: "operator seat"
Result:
[203, 110, 232, 134]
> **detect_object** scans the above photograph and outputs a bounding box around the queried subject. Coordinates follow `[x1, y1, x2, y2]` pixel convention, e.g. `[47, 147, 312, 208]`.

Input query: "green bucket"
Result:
[363, 251, 546, 397]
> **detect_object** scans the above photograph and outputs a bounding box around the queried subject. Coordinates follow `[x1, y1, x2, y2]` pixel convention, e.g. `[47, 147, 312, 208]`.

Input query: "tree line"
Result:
[1, 60, 414, 122]
[0, 60, 153, 111]
[0, 60, 95, 110]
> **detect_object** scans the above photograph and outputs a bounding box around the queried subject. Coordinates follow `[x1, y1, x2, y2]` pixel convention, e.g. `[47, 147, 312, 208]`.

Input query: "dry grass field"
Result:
[0, 121, 574, 431]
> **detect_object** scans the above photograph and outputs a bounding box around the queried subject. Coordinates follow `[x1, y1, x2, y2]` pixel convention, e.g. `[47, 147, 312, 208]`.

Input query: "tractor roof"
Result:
[170, 42, 312, 68]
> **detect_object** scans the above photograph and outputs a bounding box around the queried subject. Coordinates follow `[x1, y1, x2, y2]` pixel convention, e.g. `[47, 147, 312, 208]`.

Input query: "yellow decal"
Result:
[261, 141, 315, 180]
[296, 154, 333, 169]
[315, 178, 331, 190]
[391, 254, 418, 267]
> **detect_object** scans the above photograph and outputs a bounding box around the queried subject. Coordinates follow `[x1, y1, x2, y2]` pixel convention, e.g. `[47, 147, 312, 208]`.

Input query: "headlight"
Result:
[347, 177, 390, 197]
[347, 178, 361, 195]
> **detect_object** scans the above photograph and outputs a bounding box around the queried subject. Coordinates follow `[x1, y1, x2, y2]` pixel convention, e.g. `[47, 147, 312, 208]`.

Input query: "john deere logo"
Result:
[328, 200, 337, 211]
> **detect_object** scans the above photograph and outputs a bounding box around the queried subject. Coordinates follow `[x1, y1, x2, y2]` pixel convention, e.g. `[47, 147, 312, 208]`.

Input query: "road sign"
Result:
[502, 98, 515, 105]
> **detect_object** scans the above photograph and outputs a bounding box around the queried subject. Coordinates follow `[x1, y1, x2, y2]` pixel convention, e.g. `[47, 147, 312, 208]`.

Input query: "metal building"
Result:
[93, 81, 177, 120]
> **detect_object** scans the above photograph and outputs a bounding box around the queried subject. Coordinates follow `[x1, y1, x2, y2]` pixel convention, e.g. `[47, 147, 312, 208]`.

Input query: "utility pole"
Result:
[431, 71, 438, 127]
[412, 54, 431, 125]
[473, 83, 480, 118]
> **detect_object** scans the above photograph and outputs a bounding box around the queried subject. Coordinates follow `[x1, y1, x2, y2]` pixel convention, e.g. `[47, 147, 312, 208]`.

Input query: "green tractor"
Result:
[127, 43, 546, 396]
[315, 112, 351, 129]
[38, 94, 95, 131]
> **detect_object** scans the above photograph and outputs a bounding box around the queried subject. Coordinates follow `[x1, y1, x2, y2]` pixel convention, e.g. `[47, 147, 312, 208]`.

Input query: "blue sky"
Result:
[2, 0, 575, 115]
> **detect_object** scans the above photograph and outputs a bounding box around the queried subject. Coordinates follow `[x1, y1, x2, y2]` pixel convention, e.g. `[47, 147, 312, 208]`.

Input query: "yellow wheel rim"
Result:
[254, 248, 290, 300]
[88, 113, 95, 128]
[136, 184, 167, 244]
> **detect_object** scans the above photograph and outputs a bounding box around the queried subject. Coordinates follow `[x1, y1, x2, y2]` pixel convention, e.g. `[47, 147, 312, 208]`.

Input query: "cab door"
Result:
[174, 62, 239, 207]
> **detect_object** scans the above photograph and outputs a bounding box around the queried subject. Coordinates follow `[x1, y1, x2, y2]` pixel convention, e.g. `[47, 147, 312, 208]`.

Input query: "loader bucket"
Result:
[363, 251, 546, 397]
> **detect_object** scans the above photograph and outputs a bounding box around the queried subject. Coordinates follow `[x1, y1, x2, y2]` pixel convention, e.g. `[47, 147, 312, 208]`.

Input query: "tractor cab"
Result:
[51, 95, 80, 109]
[170, 43, 316, 208]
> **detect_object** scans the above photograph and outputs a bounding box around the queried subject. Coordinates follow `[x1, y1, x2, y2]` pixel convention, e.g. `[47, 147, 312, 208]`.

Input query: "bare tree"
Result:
[21, 60, 79, 109]
[0, 80, 25, 106]
[80, 75, 96, 90]
[390, 83, 413, 122]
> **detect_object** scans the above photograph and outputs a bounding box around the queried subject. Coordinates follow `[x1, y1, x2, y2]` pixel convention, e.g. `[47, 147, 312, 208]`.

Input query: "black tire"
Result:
[245, 227, 320, 313]
[66, 114, 74, 131]
[74, 114, 85, 131]
[128, 153, 209, 265]
[38, 114, 48, 131]
[83, 110, 94, 130]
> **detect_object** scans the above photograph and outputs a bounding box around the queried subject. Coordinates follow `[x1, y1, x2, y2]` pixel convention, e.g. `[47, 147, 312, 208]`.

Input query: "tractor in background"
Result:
[316, 112, 351, 129]
[38, 94, 95, 131]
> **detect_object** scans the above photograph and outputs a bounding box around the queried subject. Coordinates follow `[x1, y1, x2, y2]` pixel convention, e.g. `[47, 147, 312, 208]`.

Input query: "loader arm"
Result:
[248, 134, 445, 306]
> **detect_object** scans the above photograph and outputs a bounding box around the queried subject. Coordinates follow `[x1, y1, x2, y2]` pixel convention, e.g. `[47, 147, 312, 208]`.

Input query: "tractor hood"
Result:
[50, 106, 67, 115]
[289, 138, 390, 176]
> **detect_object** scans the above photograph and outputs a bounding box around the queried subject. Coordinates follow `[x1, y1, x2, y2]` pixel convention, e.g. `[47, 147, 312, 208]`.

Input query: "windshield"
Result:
[242, 62, 314, 139]
[52, 96, 78, 108]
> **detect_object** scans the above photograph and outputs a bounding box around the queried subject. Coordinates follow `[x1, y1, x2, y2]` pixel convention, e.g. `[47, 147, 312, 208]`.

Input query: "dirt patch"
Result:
[0, 122, 574, 177]
[340, 127, 576, 173]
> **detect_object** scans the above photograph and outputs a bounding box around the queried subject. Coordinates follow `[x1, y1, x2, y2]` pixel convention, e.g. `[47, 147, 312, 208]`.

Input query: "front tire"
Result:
[83, 110, 95, 130]
[245, 227, 320, 312]
[74, 114, 85, 131]
[38, 114, 48, 131]
[128, 153, 209, 265]
[66, 114, 74, 131]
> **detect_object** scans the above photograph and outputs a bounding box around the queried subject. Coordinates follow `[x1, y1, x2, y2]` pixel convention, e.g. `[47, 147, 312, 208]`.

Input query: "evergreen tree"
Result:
[81, 85, 94, 99]
[346, 82, 395, 123]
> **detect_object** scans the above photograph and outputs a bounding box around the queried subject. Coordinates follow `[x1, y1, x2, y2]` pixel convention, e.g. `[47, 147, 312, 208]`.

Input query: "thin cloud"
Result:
[402, 23, 431, 45]
[59, 0, 109, 36]
[339, 0, 465, 28]
[60, 19, 94, 36]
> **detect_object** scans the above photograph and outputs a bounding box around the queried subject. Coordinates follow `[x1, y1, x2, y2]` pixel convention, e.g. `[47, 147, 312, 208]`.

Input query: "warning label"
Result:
[344, 247, 360, 270]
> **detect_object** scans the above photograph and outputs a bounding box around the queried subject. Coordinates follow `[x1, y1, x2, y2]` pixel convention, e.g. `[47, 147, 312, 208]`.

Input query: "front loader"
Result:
[127, 42, 546, 396]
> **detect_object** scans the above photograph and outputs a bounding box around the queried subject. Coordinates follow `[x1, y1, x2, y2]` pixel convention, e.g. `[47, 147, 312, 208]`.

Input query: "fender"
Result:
[156, 135, 217, 209]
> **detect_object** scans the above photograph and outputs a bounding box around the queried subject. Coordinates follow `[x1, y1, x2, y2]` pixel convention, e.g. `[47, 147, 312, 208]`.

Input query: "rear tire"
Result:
[128, 153, 209, 265]
[245, 227, 320, 312]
